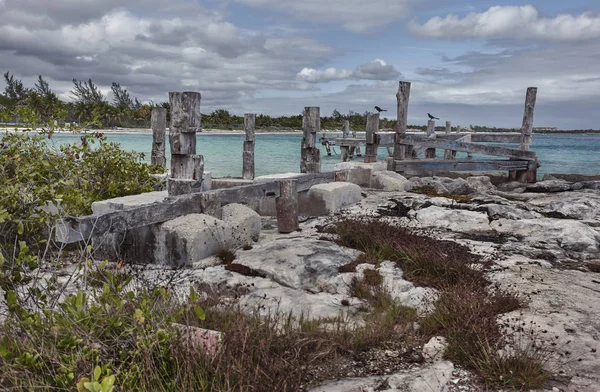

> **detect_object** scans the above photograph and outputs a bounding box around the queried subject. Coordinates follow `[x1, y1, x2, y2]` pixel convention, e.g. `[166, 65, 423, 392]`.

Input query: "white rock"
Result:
[234, 238, 361, 292]
[371, 171, 410, 191]
[484, 204, 543, 220]
[491, 218, 600, 259]
[307, 182, 362, 214]
[416, 206, 491, 232]
[422, 336, 448, 363]
[310, 361, 454, 392]
[377, 261, 437, 313]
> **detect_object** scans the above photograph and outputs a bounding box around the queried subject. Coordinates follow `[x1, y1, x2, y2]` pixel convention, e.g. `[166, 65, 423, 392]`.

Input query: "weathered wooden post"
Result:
[151, 107, 167, 167]
[425, 120, 436, 159]
[393, 81, 411, 167]
[510, 87, 538, 183]
[242, 113, 255, 180]
[342, 120, 350, 137]
[340, 120, 350, 161]
[168, 92, 203, 196]
[364, 113, 380, 163]
[443, 121, 453, 159]
[300, 107, 321, 173]
[276, 179, 298, 233]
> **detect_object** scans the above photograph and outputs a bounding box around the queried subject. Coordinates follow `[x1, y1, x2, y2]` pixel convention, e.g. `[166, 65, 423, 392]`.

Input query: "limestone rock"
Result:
[309, 361, 454, 392]
[491, 218, 600, 260]
[416, 206, 491, 233]
[422, 336, 448, 363]
[376, 261, 437, 313]
[233, 238, 361, 292]
[484, 204, 543, 220]
[525, 180, 581, 193]
[370, 171, 409, 191]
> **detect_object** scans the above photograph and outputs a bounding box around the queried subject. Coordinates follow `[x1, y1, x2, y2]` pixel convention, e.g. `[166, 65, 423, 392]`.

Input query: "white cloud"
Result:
[235, 0, 412, 32]
[296, 59, 401, 83]
[410, 5, 600, 42]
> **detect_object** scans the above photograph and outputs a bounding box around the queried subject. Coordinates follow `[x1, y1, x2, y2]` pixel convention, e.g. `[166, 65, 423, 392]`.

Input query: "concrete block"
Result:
[91, 191, 168, 215]
[371, 171, 409, 191]
[253, 172, 300, 183]
[212, 178, 253, 190]
[91, 191, 169, 263]
[305, 182, 362, 215]
[333, 162, 386, 187]
[222, 203, 261, 242]
[155, 204, 261, 267]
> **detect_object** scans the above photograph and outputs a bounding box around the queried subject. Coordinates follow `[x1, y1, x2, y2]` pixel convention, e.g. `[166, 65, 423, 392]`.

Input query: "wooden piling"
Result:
[510, 87, 538, 183]
[276, 179, 299, 233]
[340, 146, 350, 162]
[151, 107, 167, 167]
[425, 120, 436, 159]
[341, 120, 350, 138]
[443, 121, 453, 159]
[364, 113, 380, 163]
[300, 107, 321, 173]
[242, 113, 255, 180]
[393, 81, 411, 165]
[168, 92, 203, 196]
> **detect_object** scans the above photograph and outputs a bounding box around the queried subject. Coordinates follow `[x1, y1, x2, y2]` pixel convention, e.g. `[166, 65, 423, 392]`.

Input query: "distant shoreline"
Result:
[2, 126, 600, 135]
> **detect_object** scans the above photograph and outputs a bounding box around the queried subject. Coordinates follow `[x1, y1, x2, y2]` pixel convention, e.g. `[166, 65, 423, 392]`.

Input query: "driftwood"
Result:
[151, 108, 167, 167]
[276, 179, 298, 233]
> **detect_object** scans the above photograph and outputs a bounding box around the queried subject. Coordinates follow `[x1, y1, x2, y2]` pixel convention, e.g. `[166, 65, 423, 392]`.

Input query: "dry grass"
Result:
[410, 185, 472, 202]
[327, 217, 548, 390]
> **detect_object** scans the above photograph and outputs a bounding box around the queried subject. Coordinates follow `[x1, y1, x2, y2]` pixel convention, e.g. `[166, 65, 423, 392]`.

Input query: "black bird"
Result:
[427, 113, 439, 120]
[374, 106, 387, 113]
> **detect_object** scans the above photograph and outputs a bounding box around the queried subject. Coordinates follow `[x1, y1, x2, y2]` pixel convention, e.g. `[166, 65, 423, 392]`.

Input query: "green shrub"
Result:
[0, 124, 163, 289]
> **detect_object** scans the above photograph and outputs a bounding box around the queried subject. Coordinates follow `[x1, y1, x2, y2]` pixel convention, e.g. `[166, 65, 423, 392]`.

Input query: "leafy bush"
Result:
[0, 122, 163, 289]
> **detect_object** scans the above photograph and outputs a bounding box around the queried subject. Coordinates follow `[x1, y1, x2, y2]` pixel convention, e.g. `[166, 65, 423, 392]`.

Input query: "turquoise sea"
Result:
[9, 131, 600, 178]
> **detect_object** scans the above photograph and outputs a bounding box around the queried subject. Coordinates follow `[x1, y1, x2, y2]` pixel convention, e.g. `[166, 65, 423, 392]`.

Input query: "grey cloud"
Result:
[234, 0, 413, 32]
[296, 60, 401, 83]
[0, 0, 337, 111]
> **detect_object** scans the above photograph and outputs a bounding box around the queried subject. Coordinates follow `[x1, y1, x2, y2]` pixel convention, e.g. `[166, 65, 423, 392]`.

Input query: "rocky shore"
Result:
[6, 170, 600, 391]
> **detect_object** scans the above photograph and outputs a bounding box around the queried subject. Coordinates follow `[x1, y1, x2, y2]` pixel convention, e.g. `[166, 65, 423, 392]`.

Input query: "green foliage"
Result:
[0, 116, 161, 289]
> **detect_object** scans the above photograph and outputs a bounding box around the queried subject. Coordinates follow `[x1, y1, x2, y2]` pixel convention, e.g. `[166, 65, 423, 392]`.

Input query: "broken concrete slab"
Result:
[333, 161, 387, 187]
[155, 203, 261, 267]
[306, 182, 362, 215]
[371, 171, 409, 191]
[91, 191, 169, 215]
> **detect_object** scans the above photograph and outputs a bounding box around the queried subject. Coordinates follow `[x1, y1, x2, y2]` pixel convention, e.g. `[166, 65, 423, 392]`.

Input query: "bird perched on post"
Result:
[427, 113, 439, 120]
[374, 106, 387, 113]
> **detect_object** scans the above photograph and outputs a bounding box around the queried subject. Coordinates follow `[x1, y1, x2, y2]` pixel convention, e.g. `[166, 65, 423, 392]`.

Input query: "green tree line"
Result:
[1, 71, 429, 131]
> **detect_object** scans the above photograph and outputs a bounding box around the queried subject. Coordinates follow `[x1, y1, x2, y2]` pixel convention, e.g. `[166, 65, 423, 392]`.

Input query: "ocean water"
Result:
[8, 131, 600, 178]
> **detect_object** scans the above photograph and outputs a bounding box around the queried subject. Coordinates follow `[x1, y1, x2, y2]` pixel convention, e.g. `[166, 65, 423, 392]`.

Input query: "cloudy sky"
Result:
[1, 0, 599, 129]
